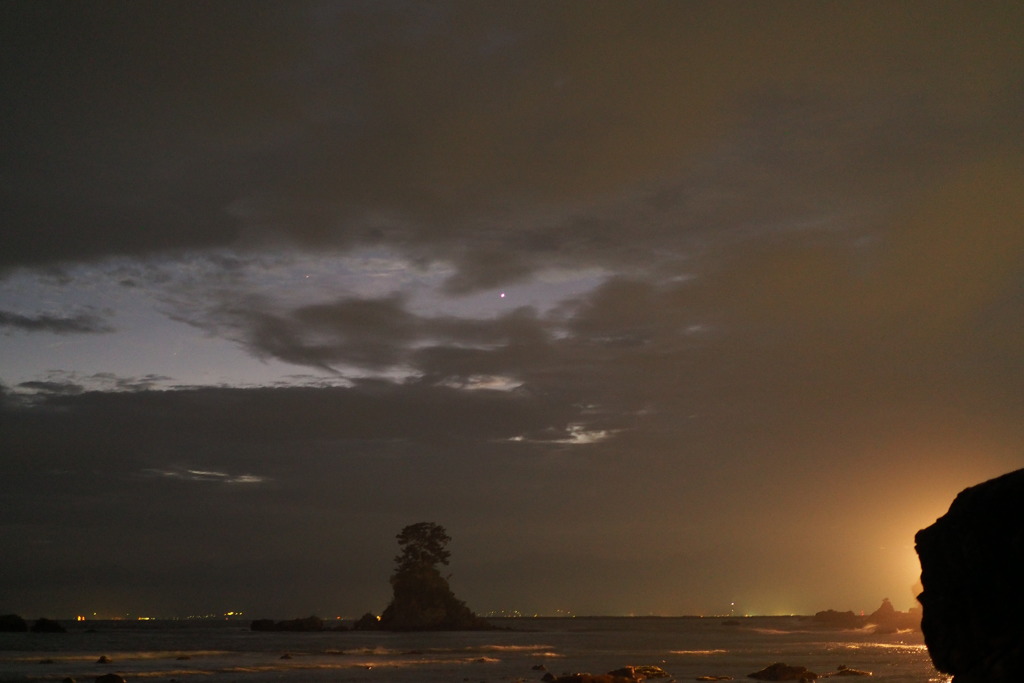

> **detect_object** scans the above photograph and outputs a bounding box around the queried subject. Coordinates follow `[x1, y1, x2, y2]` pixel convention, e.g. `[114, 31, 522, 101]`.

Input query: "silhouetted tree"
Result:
[379, 522, 490, 631]
[394, 521, 451, 575]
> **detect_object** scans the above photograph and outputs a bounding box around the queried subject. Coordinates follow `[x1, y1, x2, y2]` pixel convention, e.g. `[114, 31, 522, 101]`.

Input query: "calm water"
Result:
[0, 617, 947, 682]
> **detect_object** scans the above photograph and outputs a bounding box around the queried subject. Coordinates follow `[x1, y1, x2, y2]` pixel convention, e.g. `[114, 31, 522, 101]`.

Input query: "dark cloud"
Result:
[3, 2, 1021, 287]
[1, 2, 1023, 618]
[199, 292, 556, 380]
[0, 309, 113, 334]
[12, 373, 173, 397]
[15, 380, 85, 395]
[231, 294, 420, 370]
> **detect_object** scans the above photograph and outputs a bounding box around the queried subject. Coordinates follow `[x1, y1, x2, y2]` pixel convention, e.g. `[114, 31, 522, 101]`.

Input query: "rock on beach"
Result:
[747, 662, 818, 680]
[0, 614, 28, 632]
[31, 617, 67, 633]
[95, 674, 126, 683]
[915, 468, 1024, 683]
[543, 674, 638, 683]
[542, 665, 671, 683]
[831, 664, 871, 676]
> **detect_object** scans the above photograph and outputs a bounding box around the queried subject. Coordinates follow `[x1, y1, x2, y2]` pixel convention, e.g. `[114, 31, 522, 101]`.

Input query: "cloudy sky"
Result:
[2, 1, 1022, 619]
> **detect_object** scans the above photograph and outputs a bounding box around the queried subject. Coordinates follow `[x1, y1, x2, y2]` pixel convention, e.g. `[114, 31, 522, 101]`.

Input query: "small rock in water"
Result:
[832, 665, 871, 676]
[32, 617, 67, 633]
[280, 652, 293, 659]
[611, 665, 671, 678]
[95, 655, 111, 664]
[747, 662, 819, 680]
[546, 673, 642, 683]
[95, 674, 127, 683]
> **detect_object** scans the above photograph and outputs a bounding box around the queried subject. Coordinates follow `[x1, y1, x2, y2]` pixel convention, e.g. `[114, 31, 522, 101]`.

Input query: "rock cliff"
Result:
[379, 565, 490, 630]
[915, 468, 1024, 682]
[0, 614, 28, 632]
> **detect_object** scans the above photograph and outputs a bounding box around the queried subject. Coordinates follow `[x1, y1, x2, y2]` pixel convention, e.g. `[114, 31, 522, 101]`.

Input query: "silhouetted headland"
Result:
[0, 614, 66, 633]
[809, 598, 920, 633]
[0, 614, 27, 632]
[916, 467, 1024, 683]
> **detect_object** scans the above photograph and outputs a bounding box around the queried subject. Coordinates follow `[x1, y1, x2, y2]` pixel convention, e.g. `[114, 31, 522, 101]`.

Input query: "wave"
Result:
[365, 643, 556, 656]
[112, 669, 212, 680]
[476, 644, 555, 653]
[843, 642, 929, 653]
[750, 627, 873, 636]
[0, 617, 938, 683]
[3, 650, 232, 664]
[95, 655, 510, 679]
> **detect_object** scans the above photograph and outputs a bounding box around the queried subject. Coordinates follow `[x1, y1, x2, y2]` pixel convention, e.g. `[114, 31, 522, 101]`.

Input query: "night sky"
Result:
[2, 1, 1022, 620]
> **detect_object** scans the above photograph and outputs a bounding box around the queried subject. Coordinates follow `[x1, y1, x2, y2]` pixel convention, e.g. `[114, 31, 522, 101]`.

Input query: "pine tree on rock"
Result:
[379, 522, 490, 631]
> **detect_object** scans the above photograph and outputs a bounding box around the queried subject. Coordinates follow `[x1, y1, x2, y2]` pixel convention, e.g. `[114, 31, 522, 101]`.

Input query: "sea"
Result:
[0, 616, 947, 683]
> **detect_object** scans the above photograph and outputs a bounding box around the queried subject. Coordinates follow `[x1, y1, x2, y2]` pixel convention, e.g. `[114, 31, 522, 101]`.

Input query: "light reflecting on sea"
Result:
[0, 617, 947, 682]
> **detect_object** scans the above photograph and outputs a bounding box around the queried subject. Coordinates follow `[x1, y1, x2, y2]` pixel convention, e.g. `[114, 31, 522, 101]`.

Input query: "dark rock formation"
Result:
[831, 664, 872, 676]
[543, 666, 670, 683]
[31, 617, 67, 633]
[379, 566, 491, 631]
[865, 598, 920, 634]
[352, 612, 381, 630]
[0, 613, 28, 632]
[808, 599, 918, 634]
[608, 665, 670, 679]
[379, 521, 491, 631]
[870, 597, 896, 618]
[747, 662, 819, 680]
[543, 673, 640, 683]
[810, 609, 864, 629]
[809, 600, 919, 634]
[915, 468, 1024, 683]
